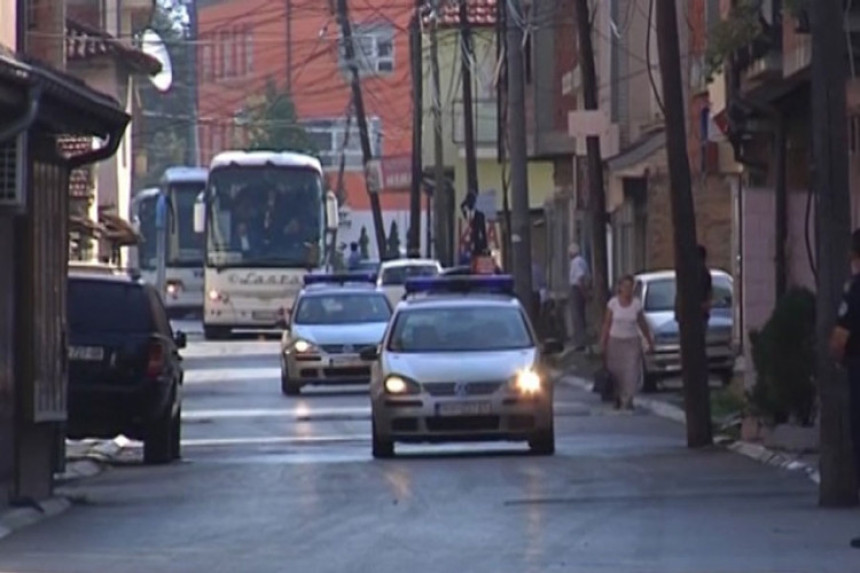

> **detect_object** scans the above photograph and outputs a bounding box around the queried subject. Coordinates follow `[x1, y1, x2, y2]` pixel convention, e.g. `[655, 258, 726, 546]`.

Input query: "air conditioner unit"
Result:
[0, 132, 26, 210]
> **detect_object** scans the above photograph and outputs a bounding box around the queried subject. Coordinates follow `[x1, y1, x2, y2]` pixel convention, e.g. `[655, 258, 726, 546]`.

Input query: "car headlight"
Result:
[384, 375, 421, 395]
[208, 289, 228, 303]
[511, 369, 542, 394]
[292, 339, 319, 354]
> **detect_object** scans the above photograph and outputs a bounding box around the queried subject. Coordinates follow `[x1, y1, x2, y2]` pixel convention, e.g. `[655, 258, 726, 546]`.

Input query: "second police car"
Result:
[361, 275, 563, 458]
[280, 273, 393, 395]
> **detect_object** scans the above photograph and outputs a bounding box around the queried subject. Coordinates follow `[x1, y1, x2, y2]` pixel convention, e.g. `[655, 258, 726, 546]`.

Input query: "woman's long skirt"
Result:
[606, 336, 643, 408]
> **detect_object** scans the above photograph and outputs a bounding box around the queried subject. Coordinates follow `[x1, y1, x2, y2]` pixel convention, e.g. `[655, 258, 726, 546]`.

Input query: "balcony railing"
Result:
[452, 99, 498, 147]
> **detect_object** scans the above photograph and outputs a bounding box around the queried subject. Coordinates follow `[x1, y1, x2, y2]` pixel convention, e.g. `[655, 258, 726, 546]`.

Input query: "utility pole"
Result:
[336, 0, 387, 259]
[430, 0, 450, 265]
[505, 0, 533, 310]
[459, 0, 481, 255]
[572, 0, 609, 311]
[186, 0, 200, 165]
[408, 6, 423, 258]
[654, 0, 711, 447]
[811, 0, 858, 507]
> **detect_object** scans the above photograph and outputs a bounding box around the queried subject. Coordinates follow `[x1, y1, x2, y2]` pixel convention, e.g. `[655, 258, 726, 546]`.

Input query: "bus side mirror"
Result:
[193, 199, 205, 234]
[325, 191, 339, 231]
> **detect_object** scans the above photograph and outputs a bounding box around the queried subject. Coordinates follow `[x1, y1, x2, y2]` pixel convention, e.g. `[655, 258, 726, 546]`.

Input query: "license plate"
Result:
[436, 401, 493, 416]
[252, 311, 277, 321]
[68, 346, 104, 361]
[330, 355, 358, 367]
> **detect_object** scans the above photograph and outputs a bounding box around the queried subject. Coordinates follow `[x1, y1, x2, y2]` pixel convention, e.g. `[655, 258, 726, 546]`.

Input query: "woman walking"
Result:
[600, 275, 655, 410]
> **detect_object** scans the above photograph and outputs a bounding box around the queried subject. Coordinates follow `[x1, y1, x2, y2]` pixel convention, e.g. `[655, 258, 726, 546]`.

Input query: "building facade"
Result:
[197, 0, 423, 260]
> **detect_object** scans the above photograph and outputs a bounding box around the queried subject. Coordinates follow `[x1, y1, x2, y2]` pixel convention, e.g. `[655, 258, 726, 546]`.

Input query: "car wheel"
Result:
[203, 326, 230, 340]
[528, 427, 555, 456]
[170, 406, 182, 461]
[371, 419, 394, 459]
[281, 372, 301, 396]
[144, 408, 174, 465]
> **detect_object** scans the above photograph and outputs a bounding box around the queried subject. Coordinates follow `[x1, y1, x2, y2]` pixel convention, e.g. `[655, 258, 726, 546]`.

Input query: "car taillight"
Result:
[146, 342, 165, 378]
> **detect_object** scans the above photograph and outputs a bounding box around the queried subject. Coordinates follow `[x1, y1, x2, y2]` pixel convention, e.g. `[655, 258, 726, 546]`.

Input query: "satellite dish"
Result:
[141, 29, 173, 92]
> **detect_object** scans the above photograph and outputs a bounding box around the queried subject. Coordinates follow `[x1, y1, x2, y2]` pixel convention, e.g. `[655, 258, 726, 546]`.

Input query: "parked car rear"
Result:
[66, 272, 186, 464]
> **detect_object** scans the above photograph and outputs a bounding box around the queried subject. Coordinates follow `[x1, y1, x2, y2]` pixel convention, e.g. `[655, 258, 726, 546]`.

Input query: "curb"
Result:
[0, 497, 71, 542]
[553, 371, 821, 484]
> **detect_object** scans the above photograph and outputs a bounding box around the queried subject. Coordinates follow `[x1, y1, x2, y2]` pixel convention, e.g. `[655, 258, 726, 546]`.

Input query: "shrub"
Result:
[748, 287, 817, 426]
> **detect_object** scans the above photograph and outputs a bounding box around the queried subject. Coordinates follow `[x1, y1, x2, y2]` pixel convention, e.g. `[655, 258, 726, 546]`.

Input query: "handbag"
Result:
[592, 368, 615, 403]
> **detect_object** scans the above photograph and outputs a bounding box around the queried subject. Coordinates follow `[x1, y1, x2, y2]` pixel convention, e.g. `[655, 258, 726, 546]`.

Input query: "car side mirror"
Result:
[542, 339, 563, 355]
[359, 345, 379, 361]
[174, 331, 187, 349]
[193, 198, 205, 234]
[325, 191, 339, 231]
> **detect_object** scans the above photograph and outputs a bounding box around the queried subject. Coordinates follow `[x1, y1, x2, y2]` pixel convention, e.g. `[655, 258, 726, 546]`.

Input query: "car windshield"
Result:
[206, 166, 323, 268]
[68, 280, 154, 333]
[387, 306, 533, 352]
[294, 293, 391, 325]
[380, 264, 439, 285]
[134, 194, 158, 271]
[644, 275, 733, 312]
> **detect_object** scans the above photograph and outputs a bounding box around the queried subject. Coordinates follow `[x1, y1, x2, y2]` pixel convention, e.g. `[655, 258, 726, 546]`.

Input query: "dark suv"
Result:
[67, 272, 186, 464]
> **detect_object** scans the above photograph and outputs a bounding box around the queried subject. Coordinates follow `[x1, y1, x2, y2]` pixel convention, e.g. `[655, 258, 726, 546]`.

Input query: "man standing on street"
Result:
[347, 242, 362, 270]
[828, 229, 860, 549]
[568, 243, 590, 351]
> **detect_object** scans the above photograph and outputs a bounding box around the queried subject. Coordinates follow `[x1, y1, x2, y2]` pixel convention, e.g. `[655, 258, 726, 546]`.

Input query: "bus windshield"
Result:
[168, 182, 205, 267]
[135, 194, 158, 270]
[206, 166, 323, 268]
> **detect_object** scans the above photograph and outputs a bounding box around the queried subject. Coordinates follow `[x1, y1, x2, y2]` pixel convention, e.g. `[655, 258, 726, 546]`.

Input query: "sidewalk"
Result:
[550, 346, 822, 485]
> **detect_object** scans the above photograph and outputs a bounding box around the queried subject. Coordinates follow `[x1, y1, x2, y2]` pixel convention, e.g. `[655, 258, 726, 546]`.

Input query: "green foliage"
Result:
[387, 221, 401, 258]
[704, 0, 762, 82]
[748, 287, 817, 426]
[134, 0, 192, 189]
[246, 78, 316, 154]
[359, 226, 370, 259]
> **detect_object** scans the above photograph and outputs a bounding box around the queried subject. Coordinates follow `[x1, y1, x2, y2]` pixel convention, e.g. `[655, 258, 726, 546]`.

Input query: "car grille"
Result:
[423, 381, 505, 396]
[426, 415, 500, 432]
[320, 343, 375, 354]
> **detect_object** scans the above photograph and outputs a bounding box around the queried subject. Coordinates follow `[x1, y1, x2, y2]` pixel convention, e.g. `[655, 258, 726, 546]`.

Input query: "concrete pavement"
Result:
[0, 331, 857, 572]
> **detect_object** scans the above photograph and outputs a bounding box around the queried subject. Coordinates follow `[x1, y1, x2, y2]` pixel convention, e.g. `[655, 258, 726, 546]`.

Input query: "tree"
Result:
[134, 0, 191, 189]
[387, 221, 401, 259]
[359, 226, 370, 259]
[246, 78, 316, 154]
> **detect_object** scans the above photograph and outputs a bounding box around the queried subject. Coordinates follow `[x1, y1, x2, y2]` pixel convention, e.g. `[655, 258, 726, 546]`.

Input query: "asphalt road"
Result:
[0, 325, 857, 573]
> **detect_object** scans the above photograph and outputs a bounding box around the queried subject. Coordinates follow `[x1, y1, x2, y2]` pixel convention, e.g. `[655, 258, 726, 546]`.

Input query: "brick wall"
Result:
[26, 0, 65, 67]
[645, 171, 733, 272]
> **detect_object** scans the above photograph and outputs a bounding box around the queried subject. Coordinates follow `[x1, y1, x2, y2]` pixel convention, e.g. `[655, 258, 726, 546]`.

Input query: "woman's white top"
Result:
[608, 296, 643, 339]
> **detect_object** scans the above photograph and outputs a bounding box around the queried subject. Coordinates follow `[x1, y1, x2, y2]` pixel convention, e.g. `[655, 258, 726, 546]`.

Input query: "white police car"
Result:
[361, 275, 563, 458]
[280, 273, 392, 395]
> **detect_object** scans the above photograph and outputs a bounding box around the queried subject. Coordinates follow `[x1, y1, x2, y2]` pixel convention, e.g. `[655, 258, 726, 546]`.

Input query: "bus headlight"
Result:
[166, 281, 183, 296]
[208, 289, 228, 303]
[512, 369, 542, 394]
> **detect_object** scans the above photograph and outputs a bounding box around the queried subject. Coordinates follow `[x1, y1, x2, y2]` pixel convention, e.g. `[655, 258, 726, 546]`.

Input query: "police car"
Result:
[280, 273, 393, 395]
[361, 275, 563, 458]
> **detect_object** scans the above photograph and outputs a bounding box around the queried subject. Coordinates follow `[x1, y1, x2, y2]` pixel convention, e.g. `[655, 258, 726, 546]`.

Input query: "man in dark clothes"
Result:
[828, 228, 860, 549]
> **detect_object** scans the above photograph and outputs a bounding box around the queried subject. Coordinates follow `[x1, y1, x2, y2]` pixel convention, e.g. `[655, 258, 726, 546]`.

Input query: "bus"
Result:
[193, 150, 339, 340]
[131, 166, 208, 316]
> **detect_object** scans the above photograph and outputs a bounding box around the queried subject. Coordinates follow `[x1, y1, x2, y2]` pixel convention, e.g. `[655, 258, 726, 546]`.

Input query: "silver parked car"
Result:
[280, 274, 392, 395]
[363, 275, 563, 458]
[635, 270, 736, 391]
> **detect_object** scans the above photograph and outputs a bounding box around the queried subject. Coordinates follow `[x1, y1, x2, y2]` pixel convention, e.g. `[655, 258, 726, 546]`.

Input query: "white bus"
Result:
[131, 166, 208, 316]
[194, 150, 338, 340]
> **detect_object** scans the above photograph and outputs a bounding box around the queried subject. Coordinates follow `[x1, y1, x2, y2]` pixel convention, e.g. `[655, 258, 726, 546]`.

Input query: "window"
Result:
[222, 31, 234, 77]
[380, 264, 440, 286]
[202, 41, 213, 81]
[211, 124, 222, 155]
[387, 306, 533, 352]
[244, 29, 254, 74]
[339, 22, 395, 76]
[302, 117, 382, 169]
[294, 293, 391, 325]
[235, 28, 245, 76]
[68, 280, 154, 334]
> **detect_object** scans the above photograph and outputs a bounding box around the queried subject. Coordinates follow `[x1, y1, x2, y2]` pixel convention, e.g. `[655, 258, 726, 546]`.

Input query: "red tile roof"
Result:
[65, 19, 162, 76]
[425, 0, 498, 28]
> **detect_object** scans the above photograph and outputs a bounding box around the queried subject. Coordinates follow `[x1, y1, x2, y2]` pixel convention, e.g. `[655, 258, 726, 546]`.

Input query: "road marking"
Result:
[184, 368, 281, 383]
[183, 407, 370, 420]
[181, 435, 369, 447]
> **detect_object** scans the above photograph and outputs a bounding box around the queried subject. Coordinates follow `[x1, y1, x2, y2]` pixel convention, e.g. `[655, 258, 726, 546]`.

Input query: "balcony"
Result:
[452, 99, 498, 148]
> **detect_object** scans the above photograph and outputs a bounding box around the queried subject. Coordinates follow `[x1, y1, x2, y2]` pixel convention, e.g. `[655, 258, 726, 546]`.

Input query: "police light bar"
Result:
[404, 275, 515, 296]
[302, 272, 377, 286]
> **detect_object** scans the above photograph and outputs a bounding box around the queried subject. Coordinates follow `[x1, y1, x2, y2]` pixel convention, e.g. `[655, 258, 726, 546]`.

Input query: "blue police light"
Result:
[404, 275, 515, 296]
[302, 272, 377, 286]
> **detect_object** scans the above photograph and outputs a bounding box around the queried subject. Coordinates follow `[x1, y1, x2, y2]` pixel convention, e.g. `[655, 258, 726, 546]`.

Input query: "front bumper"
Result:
[373, 391, 554, 443]
[205, 301, 286, 329]
[646, 342, 736, 376]
[163, 289, 203, 311]
[284, 352, 373, 385]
